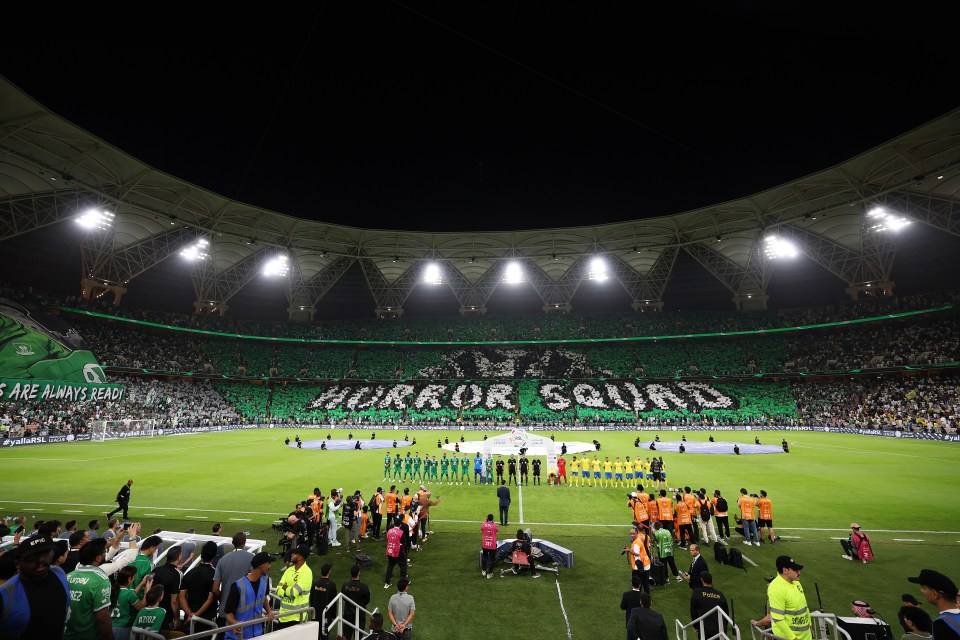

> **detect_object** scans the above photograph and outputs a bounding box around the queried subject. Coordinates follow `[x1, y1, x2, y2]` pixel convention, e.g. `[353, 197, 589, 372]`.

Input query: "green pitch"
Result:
[3, 429, 959, 639]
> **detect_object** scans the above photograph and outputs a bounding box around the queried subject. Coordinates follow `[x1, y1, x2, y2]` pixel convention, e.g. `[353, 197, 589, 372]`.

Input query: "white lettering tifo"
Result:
[305, 382, 737, 414]
[0, 381, 124, 403]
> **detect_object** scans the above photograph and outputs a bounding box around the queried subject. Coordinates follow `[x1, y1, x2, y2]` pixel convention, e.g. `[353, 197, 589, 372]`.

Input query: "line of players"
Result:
[384, 451, 552, 485]
[382, 451, 670, 488]
[561, 455, 668, 488]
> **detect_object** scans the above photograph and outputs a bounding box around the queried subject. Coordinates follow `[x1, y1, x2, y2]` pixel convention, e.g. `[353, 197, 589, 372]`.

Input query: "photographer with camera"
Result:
[513, 529, 540, 578]
[340, 493, 359, 550]
[624, 523, 651, 592]
[280, 515, 308, 556]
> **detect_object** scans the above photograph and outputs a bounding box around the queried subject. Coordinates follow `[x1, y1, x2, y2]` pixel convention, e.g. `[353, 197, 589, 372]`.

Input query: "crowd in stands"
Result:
[54, 309, 960, 381]
[2, 373, 956, 435]
[21, 283, 960, 343]
[1, 284, 958, 435]
[792, 375, 959, 432]
[0, 376, 242, 438]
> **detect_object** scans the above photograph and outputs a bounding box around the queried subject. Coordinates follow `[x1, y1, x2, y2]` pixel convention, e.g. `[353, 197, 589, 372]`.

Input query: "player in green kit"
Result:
[393, 453, 403, 479]
[430, 455, 440, 482]
[412, 452, 422, 480]
[440, 454, 451, 484]
[460, 453, 471, 485]
[384, 452, 392, 481]
[403, 453, 414, 481]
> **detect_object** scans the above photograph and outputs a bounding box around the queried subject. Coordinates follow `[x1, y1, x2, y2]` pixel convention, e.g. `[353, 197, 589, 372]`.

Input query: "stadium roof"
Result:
[2, 73, 960, 314]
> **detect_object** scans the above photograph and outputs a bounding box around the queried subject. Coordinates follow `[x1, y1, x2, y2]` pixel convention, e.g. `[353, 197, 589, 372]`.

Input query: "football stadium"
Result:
[3, 16, 960, 640]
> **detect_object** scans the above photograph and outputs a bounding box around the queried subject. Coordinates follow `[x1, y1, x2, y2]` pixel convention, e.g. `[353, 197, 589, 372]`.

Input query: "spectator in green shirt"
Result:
[111, 565, 152, 640]
[64, 538, 114, 640]
[133, 586, 167, 634]
[131, 535, 163, 596]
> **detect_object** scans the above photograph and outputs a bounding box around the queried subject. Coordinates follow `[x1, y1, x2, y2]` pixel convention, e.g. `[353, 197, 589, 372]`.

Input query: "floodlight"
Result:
[587, 256, 609, 281]
[763, 235, 798, 259]
[866, 206, 910, 232]
[503, 261, 524, 284]
[75, 208, 114, 230]
[180, 237, 210, 261]
[263, 254, 289, 277]
[423, 262, 442, 285]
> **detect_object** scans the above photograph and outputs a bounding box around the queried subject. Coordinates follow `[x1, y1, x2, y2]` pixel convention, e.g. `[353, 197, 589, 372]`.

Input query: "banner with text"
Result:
[0, 378, 126, 403]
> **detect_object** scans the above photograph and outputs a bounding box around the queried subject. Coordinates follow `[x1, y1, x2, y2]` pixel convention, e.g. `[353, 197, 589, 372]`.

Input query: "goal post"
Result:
[90, 419, 157, 441]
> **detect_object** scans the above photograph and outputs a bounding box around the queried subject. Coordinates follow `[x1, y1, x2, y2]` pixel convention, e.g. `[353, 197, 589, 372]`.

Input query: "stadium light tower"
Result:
[75, 208, 114, 231]
[180, 237, 210, 261]
[263, 254, 289, 277]
[587, 256, 609, 281]
[866, 206, 911, 232]
[423, 261, 442, 285]
[763, 235, 798, 259]
[503, 261, 524, 284]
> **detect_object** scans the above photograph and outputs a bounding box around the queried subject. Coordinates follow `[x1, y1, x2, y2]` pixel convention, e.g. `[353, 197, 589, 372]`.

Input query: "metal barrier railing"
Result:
[185, 614, 218, 635]
[749, 612, 853, 640]
[676, 604, 742, 640]
[323, 591, 380, 640]
[131, 604, 316, 640]
[269, 592, 316, 624]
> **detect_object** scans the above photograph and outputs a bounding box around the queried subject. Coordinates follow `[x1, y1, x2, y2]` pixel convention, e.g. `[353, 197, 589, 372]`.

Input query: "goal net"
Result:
[90, 419, 158, 442]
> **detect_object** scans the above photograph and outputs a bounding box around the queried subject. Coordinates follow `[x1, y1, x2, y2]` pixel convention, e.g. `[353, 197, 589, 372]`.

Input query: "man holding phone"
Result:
[132, 535, 164, 596]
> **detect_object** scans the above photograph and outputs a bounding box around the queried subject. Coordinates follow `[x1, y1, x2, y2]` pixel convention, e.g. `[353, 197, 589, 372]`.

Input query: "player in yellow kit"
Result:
[602, 457, 613, 488]
[614, 457, 624, 488]
[624, 457, 635, 486]
[581, 456, 591, 487]
[591, 456, 602, 488]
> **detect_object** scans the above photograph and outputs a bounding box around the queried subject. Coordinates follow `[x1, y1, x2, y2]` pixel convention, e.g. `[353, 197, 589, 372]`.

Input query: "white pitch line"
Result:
[5, 435, 281, 464]
[229, 518, 252, 522]
[62, 510, 84, 513]
[3, 499, 959, 537]
[797, 441, 959, 464]
[184, 516, 207, 519]
[555, 575, 573, 640]
[142, 513, 166, 517]
[0, 458, 86, 462]
[0, 501, 287, 517]
[777, 535, 802, 539]
[518, 482, 524, 524]
[893, 538, 924, 542]
[738, 551, 759, 567]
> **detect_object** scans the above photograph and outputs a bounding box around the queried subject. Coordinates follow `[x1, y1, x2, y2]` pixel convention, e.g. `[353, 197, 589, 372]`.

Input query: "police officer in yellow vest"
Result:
[275, 545, 314, 629]
[768, 556, 812, 640]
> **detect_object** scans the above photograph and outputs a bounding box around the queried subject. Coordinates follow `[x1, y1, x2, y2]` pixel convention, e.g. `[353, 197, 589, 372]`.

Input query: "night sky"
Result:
[2, 7, 959, 316]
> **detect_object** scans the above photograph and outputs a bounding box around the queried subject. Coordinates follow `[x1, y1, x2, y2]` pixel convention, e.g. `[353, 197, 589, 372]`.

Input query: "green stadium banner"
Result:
[0, 378, 125, 403]
[0, 297, 108, 383]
